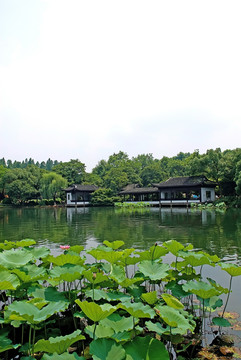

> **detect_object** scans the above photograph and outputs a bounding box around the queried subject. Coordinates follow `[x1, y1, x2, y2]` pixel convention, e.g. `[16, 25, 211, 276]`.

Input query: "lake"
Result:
[0, 205, 241, 341]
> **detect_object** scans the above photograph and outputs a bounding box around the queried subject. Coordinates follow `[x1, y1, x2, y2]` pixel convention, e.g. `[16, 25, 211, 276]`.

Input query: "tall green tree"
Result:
[53, 159, 86, 185]
[40, 172, 67, 202]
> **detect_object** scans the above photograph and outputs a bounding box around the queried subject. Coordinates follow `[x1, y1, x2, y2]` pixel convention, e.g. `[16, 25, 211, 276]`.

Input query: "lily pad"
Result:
[75, 301, 117, 322]
[138, 260, 169, 281]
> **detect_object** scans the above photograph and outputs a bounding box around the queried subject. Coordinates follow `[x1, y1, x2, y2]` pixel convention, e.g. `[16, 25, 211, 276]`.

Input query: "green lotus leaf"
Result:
[100, 313, 134, 333]
[136, 245, 168, 261]
[212, 316, 231, 327]
[85, 289, 131, 302]
[34, 330, 85, 354]
[0, 248, 34, 268]
[0, 240, 16, 251]
[124, 335, 169, 360]
[69, 245, 84, 254]
[12, 264, 47, 282]
[28, 286, 68, 303]
[0, 329, 20, 352]
[100, 250, 124, 264]
[118, 302, 155, 319]
[161, 293, 184, 309]
[75, 300, 117, 322]
[42, 353, 85, 360]
[182, 280, 220, 299]
[28, 246, 50, 260]
[87, 249, 109, 261]
[0, 270, 20, 290]
[145, 320, 171, 335]
[111, 331, 133, 342]
[219, 262, 241, 277]
[207, 277, 229, 294]
[103, 240, 125, 249]
[49, 264, 85, 282]
[141, 291, 159, 305]
[178, 251, 211, 267]
[15, 239, 36, 247]
[155, 305, 195, 333]
[46, 254, 84, 266]
[90, 338, 126, 360]
[6, 300, 68, 324]
[85, 324, 114, 339]
[163, 240, 184, 256]
[165, 281, 191, 298]
[83, 270, 108, 284]
[110, 263, 127, 283]
[138, 260, 169, 281]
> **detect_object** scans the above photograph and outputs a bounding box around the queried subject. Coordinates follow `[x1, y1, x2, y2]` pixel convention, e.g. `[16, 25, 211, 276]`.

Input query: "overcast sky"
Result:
[1, 0, 241, 171]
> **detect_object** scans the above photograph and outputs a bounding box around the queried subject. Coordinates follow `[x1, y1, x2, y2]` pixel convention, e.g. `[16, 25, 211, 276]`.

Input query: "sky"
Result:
[1, 0, 241, 171]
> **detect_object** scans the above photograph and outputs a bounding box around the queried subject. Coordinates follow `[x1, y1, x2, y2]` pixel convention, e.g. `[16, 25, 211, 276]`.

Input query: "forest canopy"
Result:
[1, 148, 241, 205]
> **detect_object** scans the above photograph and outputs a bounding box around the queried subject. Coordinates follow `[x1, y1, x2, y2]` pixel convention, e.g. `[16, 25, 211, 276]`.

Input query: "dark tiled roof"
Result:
[153, 176, 216, 188]
[64, 184, 99, 192]
[119, 185, 159, 195]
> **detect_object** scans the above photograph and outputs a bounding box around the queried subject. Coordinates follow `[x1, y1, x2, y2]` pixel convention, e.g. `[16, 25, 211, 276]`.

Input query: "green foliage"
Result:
[90, 188, 120, 206]
[0, 239, 239, 359]
[53, 159, 86, 185]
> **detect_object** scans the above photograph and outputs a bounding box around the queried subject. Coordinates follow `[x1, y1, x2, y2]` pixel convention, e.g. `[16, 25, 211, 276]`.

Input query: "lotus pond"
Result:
[0, 206, 241, 359]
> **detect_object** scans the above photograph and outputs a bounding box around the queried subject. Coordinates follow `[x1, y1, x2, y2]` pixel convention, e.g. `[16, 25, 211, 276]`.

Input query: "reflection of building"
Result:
[64, 185, 98, 207]
[66, 207, 89, 222]
[119, 176, 216, 207]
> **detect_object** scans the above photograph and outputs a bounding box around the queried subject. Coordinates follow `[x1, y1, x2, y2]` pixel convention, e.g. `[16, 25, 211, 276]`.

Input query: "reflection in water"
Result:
[0, 206, 241, 262]
[0, 206, 241, 322]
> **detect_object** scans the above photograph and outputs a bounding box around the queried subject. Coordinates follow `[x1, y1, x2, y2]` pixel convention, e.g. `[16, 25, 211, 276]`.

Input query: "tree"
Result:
[40, 172, 67, 203]
[4, 166, 42, 204]
[53, 159, 86, 185]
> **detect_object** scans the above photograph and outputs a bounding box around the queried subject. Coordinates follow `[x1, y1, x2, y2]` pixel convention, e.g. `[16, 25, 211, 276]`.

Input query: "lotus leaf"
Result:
[0, 248, 34, 268]
[85, 323, 114, 338]
[166, 281, 191, 298]
[49, 264, 85, 282]
[145, 320, 171, 335]
[0, 240, 16, 250]
[163, 239, 184, 256]
[118, 302, 155, 319]
[178, 251, 211, 267]
[99, 250, 124, 264]
[161, 293, 184, 309]
[0, 329, 20, 352]
[34, 330, 85, 354]
[182, 280, 220, 299]
[124, 335, 169, 360]
[136, 245, 168, 261]
[28, 286, 68, 303]
[0, 270, 20, 290]
[42, 353, 85, 360]
[83, 270, 108, 284]
[12, 264, 47, 282]
[6, 300, 68, 324]
[103, 240, 125, 249]
[85, 289, 131, 302]
[46, 254, 84, 266]
[138, 260, 169, 281]
[28, 246, 50, 260]
[75, 300, 117, 322]
[90, 338, 126, 360]
[141, 291, 158, 305]
[69, 245, 84, 254]
[15, 239, 36, 247]
[219, 263, 241, 277]
[87, 249, 109, 261]
[100, 313, 134, 333]
[155, 305, 195, 333]
[212, 317, 231, 327]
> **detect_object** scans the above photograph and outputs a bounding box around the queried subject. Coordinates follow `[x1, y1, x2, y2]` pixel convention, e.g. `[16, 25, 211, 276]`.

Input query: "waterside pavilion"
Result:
[64, 184, 99, 207]
[119, 176, 216, 207]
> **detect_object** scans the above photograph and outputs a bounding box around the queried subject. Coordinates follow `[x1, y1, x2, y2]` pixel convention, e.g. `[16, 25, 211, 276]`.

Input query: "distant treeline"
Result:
[1, 148, 241, 205]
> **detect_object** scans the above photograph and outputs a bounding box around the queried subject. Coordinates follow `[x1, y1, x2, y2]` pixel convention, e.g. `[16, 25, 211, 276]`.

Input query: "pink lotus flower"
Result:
[60, 245, 70, 250]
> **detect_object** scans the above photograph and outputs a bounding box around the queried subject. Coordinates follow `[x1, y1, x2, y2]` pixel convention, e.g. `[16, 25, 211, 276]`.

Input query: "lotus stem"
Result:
[222, 275, 233, 318]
